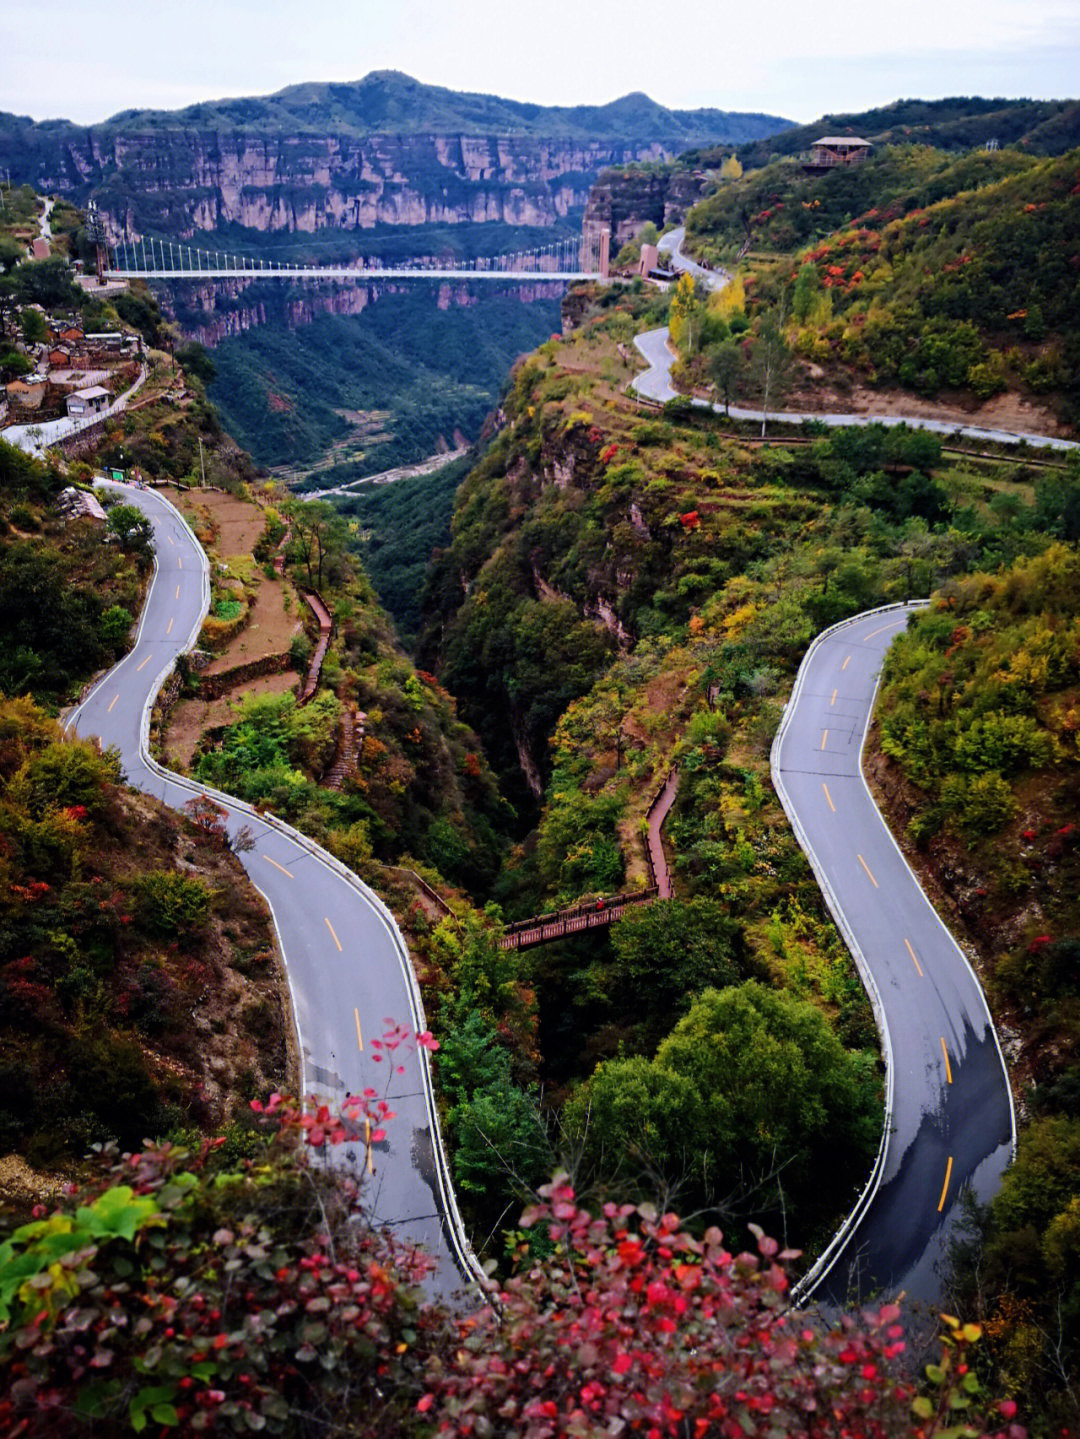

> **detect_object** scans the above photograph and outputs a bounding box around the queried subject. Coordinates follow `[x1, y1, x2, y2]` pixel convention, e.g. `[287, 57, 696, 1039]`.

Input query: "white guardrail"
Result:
[68, 482, 489, 1299]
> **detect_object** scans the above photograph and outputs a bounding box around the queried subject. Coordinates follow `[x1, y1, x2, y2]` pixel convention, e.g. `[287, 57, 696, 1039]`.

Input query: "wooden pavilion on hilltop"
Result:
[806, 136, 873, 169]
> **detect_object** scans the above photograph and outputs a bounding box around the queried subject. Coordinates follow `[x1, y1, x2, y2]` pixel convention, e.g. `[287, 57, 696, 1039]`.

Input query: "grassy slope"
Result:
[0, 454, 288, 1191]
[719, 95, 1080, 167]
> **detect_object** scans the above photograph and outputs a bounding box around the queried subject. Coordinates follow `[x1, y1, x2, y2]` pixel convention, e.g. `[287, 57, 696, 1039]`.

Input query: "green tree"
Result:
[284, 499, 350, 591]
[99, 603, 133, 651]
[176, 340, 216, 385]
[709, 338, 745, 415]
[20, 308, 46, 344]
[602, 898, 748, 1045]
[0, 236, 24, 274]
[106, 503, 153, 557]
[571, 981, 880, 1226]
[748, 314, 790, 436]
[14, 256, 79, 308]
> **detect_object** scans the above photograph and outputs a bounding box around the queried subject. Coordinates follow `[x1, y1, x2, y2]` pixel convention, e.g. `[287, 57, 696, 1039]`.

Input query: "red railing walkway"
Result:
[498, 767, 679, 950]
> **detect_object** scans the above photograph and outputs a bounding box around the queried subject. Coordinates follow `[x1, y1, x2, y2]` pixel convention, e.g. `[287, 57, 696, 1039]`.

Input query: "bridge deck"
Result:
[105, 268, 597, 282]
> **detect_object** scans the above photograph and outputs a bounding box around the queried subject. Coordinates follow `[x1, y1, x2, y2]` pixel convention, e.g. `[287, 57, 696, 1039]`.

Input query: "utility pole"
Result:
[198, 436, 206, 488]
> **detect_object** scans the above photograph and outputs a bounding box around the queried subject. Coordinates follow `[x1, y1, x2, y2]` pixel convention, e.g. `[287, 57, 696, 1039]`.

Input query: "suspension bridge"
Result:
[95, 223, 610, 284]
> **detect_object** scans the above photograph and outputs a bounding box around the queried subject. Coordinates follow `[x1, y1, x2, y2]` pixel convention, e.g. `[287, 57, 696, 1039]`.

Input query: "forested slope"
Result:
[416, 281, 1080, 1256]
[679, 145, 1080, 428]
[873, 545, 1080, 1427]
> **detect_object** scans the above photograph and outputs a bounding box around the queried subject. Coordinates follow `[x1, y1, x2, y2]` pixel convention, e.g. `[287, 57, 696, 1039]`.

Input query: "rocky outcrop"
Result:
[583, 165, 710, 251]
[164, 274, 559, 347]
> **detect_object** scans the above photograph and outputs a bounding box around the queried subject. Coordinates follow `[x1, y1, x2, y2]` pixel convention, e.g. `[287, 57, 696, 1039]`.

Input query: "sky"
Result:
[3, 0, 1077, 127]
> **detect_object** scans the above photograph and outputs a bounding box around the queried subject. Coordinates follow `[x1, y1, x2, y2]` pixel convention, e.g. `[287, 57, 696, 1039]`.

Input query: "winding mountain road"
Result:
[633, 324, 1080, 452]
[773, 605, 1014, 1306]
[65, 485, 1015, 1316]
[65, 481, 479, 1301]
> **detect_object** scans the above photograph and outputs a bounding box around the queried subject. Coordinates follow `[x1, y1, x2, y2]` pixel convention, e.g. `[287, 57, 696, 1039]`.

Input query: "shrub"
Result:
[132, 869, 212, 937]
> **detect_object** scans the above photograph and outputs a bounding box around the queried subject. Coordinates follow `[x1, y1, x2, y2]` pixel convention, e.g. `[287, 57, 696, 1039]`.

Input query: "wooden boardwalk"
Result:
[298, 590, 333, 704]
[498, 765, 680, 950]
[498, 887, 659, 950]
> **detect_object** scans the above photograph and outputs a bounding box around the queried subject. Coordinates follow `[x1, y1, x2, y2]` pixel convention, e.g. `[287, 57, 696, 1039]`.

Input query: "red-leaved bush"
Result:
[0, 1083, 1025, 1438]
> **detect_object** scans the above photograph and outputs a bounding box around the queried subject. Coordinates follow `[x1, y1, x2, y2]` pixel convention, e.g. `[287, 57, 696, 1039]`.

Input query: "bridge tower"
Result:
[86, 200, 109, 285]
[580, 222, 611, 278]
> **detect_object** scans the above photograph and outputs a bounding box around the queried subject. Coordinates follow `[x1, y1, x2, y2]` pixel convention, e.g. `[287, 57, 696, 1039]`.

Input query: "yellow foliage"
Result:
[708, 274, 745, 321]
[723, 602, 759, 638]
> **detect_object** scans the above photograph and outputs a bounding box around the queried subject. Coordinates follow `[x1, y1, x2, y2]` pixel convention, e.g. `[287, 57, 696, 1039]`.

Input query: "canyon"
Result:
[0, 72, 790, 245]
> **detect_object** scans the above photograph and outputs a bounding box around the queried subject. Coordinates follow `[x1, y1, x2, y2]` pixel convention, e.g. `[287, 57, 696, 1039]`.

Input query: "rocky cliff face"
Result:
[1, 72, 791, 243]
[166, 274, 557, 347]
[6, 127, 683, 239]
[582, 164, 711, 250]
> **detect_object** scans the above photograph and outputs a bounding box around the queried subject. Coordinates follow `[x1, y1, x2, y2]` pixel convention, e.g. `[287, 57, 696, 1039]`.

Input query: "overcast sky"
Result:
[3, 0, 1077, 127]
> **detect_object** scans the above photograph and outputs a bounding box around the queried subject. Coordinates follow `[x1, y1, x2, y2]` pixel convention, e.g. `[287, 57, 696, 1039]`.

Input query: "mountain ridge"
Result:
[2, 68, 791, 146]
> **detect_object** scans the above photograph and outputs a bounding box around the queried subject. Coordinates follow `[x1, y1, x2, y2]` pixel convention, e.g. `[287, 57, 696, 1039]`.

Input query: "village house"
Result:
[65, 385, 112, 418]
[5, 376, 48, 411]
[85, 332, 137, 355]
[30, 237, 50, 260]
[48, 323, 84, 347]
[807, 136, 873, 168]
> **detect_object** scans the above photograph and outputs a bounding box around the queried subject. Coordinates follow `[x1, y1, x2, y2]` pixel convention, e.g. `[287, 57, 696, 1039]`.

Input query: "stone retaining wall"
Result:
[198, 651, 294, 700]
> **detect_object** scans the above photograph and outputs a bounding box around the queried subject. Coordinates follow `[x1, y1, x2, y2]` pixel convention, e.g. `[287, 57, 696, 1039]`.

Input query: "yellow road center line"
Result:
[842, 655, 851, 670]
[263, 855, 294, 878]
[937, 1155, 953, 1212]
[820, 729, 829, 750]
[325, 917, 342, 951]
[941, 1037, 953, 1084]
[857, 853, 879, 887]
[175, 584, 181, 599]
[177, 557, 183, 570]
[830, 688, 837, 706]
[354, 1008, 364, 1051]
[864, 619, 904, 641]
[365, 1117, 375, 1175]
[167, 534, 175, 546]
[904, 938, 924, 977]
[823, 783, 836, 812]
[166, 617, 174, 635]
[136, 653, 152, 672]
[107, 693, 119, 713]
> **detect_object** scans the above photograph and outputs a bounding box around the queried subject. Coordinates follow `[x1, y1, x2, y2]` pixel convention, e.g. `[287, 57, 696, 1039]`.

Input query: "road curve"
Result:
[772, 603, 1014, 1307]
[65, 481, 482, 1301]
[657, 226, 730, 293]
[632, 324, 1080, 452]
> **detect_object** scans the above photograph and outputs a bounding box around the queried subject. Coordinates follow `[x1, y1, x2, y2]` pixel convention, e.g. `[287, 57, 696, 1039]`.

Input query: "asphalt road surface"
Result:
[657, 226, 730, 292]
[633, 324, 1080, 452]
[65, 481, 477, 1301]
[772, 604, 1014, 1308]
